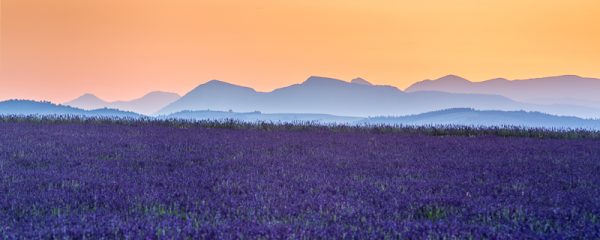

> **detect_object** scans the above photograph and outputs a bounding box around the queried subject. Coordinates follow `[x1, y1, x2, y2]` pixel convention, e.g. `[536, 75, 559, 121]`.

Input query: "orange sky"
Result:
[1, 0, 600, 103]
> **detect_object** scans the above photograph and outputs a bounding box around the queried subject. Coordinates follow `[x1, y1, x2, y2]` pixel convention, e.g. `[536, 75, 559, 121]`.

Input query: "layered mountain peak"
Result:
[404, 75, 471, 93]
[191, 80, 256, 92]
[530, 75, 585, 83]
[556, 74, 581, 79]
[72, 93, 105, 102]
[141, 91, 180, 99]
[486, 78, 509, 82]
[302, 76, 348, 85]
[351, 78, 373, 86]
[405, 74, 600, 110]
[80, 93, 101, 99]
[65, 93, 108, 110]
[204, 79, 231, 86]
[65, 91, 180, 115]
[156, 80, 259, 115]
[435, 74, 470, 83]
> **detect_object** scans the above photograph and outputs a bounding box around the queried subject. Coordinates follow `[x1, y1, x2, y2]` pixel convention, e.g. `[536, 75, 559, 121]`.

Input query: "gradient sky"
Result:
[1, 0, 600, 103]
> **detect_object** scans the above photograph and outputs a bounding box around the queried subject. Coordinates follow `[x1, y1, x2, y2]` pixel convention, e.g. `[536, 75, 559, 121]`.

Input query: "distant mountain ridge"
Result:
[406, 75, 600, 108]
[0, 100, 141, 118]
[32, 74, 600, 119]
[3, 100, 600, 130]
[362, 108, 600, 130]
[157, 76, 600, 118]
[65, 91, 180, 115]
[350, 78, 373, 85]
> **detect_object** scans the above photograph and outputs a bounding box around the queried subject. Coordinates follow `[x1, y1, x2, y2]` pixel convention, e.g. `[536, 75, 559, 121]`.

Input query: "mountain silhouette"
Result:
[406, 75, 600, 108]
[362, 108, 600, 130]
[0, 100, 141, 118]
[350, 77, 373, 85]
[65, 91, 180, 115]
[66, 93, 108, 110]
[157, 76, 600, 118]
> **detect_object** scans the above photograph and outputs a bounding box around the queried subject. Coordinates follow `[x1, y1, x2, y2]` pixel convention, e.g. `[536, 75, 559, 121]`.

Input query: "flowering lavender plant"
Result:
[1, 118, 599, 238]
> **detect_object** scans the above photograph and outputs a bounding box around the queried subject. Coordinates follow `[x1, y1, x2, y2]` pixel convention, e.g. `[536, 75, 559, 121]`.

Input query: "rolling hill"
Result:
[0, 100, 142, 118]
[362, 108, 600, 130]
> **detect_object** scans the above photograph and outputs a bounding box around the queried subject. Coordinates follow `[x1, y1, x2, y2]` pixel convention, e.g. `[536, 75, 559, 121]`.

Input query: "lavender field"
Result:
[1, 119, 600, 238]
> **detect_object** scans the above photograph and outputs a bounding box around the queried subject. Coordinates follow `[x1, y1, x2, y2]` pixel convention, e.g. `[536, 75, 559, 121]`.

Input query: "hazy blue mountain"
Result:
[164, 110, 361, 124]
[406, 75, 600, 108]
[65, 91, 180, 115]
[362, 108, 600, 130]
[157, 76, 600, 118]
[65, 93, 108, 110]
[157, 80, 259, 116]
[350, 77, 373, 86]
[0, 100, 141, 118]
[109, 91, 180, 115]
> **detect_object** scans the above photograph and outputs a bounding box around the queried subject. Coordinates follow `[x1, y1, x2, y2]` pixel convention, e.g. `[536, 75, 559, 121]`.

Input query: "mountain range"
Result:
[10, 73, 593, 120]
[65, 91, 180, 115]
[153, 76, 600, 118]
[406, 75, 600, 109]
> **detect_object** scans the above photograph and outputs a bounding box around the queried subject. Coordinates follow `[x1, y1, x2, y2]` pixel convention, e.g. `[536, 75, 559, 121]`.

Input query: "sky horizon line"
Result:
[1, 73, 599, 103]
[2, 0, 600, 102]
